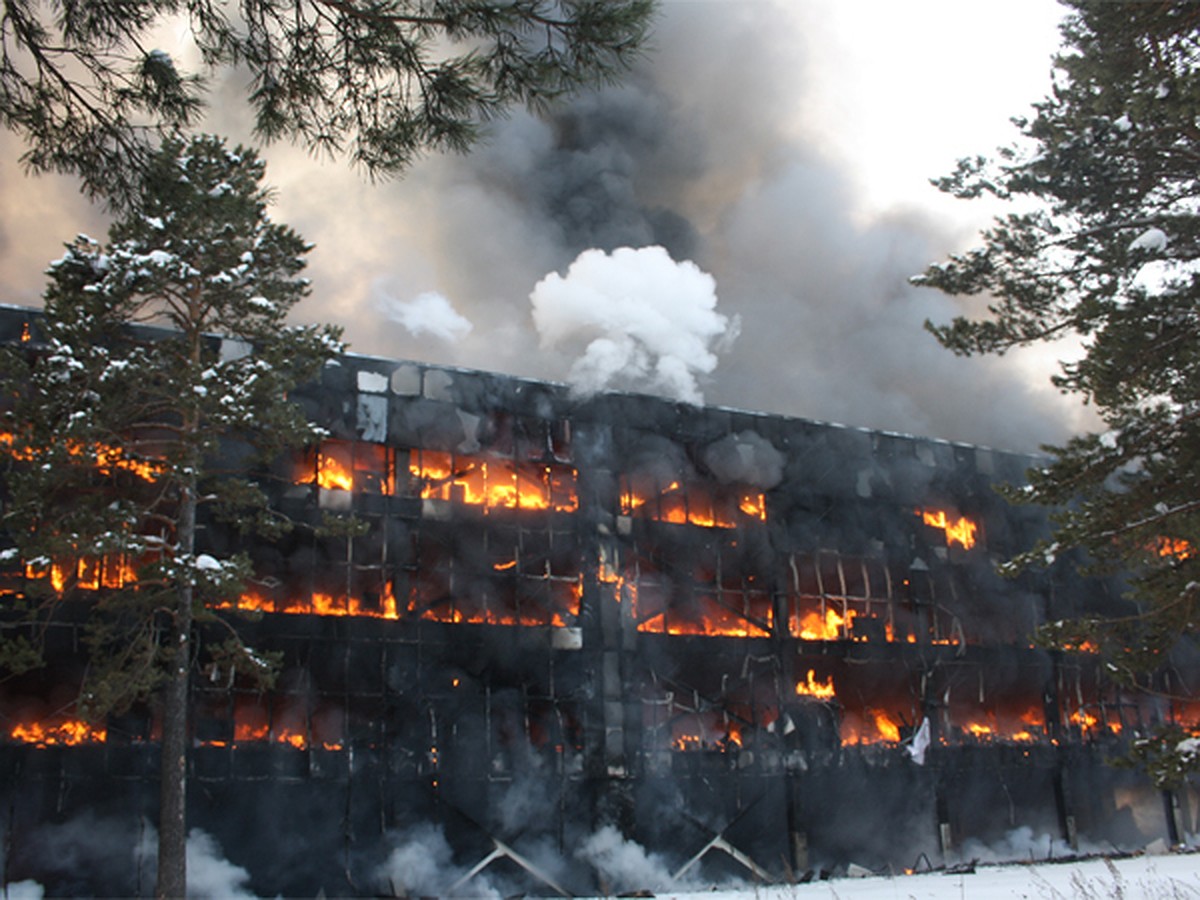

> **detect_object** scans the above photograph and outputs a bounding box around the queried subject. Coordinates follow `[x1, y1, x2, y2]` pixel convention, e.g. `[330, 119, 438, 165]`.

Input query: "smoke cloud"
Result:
[4, 814, 255, 898]
[530, 246, 735, 403]
[957, 825, 1117, 864]
[0, 882, 42, 900]
[376, 824, 479, 898]
[0, 1, 1090, 451]
[376, 287, 473, 343]
[701, 431, 786, 489]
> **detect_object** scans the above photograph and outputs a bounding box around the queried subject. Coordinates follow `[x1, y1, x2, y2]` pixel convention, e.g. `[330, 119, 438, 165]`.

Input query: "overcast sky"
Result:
[0, 0, 1095, 452]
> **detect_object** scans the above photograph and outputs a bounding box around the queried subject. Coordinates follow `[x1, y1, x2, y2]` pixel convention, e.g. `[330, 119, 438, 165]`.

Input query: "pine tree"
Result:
[0, 133, 343, 897]
[0, 0, 657, 203]
[913, 2, 1200, 781]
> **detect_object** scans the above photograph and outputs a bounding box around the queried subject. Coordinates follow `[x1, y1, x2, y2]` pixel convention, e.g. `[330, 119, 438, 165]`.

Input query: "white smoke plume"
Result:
[376, 287, 473, 343]
[576, 825, 680, 894]
[957, 825, 1117, 865]
[184, 830, 257, 899]
[0, 881, 43, 899]
[376, 824, 508, 899]
[133, 824, 258, 899]
[376, 824, 468, 898]
[530, 246, 737, 404]
[5, 814, 255, 899]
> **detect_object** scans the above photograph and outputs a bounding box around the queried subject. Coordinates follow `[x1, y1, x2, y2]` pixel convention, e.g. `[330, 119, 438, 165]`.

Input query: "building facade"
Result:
[0, 306, 1196, 896]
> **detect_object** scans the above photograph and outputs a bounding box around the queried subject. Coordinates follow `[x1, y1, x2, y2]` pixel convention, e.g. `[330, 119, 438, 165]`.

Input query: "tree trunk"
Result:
[156, 479, 196, 899]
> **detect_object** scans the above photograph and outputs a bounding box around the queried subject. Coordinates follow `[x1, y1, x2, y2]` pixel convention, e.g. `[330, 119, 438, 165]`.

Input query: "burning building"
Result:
[0, 304, 1196, 896]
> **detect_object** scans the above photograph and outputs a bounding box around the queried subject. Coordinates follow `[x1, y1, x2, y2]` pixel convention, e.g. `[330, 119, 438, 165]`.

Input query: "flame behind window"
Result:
[9, 718, 106, 746]
[24, 554, 139, 594]
[1151, 537, 1193, 560]
[619, 477, 765, 528]
[410, 450, 578, 513]
[296, 440, 393, 494]
[1, 431, 162, 482]
[794, 669, 836, 700]
[918, 508, 978, 549]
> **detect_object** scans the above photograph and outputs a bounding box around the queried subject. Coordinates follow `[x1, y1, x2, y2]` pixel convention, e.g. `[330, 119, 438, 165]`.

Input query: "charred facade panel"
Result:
[0, 304, 1196, 896]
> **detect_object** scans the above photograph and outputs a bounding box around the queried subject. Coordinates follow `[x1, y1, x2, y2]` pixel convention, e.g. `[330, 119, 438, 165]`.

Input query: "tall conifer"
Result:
[915, 2, 1199, 778]
[0, 133, 343, 896]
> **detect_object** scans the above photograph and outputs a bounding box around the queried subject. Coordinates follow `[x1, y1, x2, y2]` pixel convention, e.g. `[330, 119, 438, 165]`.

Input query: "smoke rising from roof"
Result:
[0, 1, 1090, 451]
[376, 287, 473, 343]
[530, 245, 735, 403]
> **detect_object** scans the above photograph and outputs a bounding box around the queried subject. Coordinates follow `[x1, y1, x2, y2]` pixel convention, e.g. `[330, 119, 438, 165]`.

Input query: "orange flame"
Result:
[873, 711, 901, 742]
[1067, 709, 1120, 736]
[918, 508, 978, 549]
[228, 584, 400, 620]
[795, 669, 836, 700]
[296, 452, 355, 491]
[201, 719, 341, 751]
[25, 554, 139, 594]
[0, 431, 162, 482]
[411, 453, 578, 513]
[10, 719, 106, 746]
[965, 722, 994, 740]
[620, 480, 766, 528]
[739, 493, 767, 519]
[1151, 537, 1193, 560]
[839, 709, 903, 745]
[637, 612, 770, 638]
[794, 607, 855, 641]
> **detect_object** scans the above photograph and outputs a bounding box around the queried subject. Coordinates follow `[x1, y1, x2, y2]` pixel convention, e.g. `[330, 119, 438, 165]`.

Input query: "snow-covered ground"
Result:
[656, 853, 1200, 900]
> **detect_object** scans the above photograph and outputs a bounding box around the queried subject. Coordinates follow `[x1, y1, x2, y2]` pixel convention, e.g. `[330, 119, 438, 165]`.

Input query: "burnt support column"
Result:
[784, 776, 809, 876]
[1164, 790, 1184, 846]
[1052, 766, 1078, 850]
[935, 779, 952, 860]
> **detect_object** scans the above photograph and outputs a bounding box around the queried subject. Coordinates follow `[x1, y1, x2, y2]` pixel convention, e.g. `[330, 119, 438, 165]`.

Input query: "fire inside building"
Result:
[0, 304, 1197, 896]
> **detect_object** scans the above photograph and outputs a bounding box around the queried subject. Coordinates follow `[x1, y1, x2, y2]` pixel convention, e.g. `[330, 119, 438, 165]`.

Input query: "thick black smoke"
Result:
[280, 1, 1090, 451]
[0, 1, 1090, 451]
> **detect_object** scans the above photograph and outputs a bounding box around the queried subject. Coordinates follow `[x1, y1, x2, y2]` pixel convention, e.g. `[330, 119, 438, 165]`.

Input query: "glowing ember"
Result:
[637, 608, 770, 638]
[795, 669, 836, 700]
[1067, 709, 1120, 736]
[407, 578, 581, 629]
[839, 709, 903, 745]
[965, 722, 994, 740]
[10, 719, 106, 746]
[1152, 537, 1193, 560]
[738, 493, 767, 519]
[200, 720, 340, 751]
[918, 508, 978, 549]
[619, 479, 766, 528]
